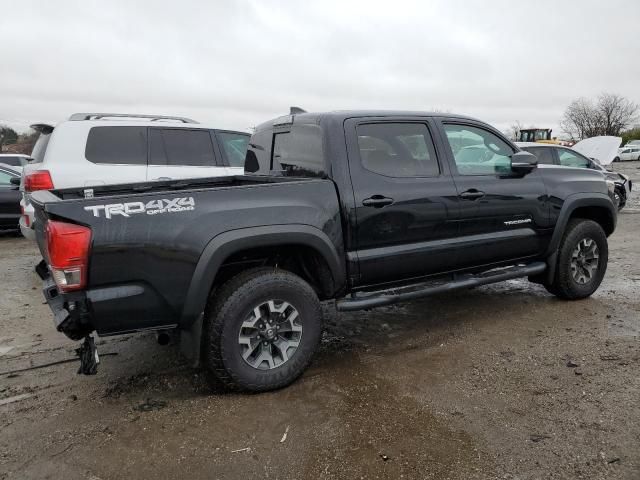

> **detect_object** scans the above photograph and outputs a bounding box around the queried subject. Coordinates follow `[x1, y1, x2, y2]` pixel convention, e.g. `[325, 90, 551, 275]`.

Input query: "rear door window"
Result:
[85, 126, 147, 165]
[522, 146, 555, 165]
[149, 129, 217, 167]
[356, 123, 440, 177]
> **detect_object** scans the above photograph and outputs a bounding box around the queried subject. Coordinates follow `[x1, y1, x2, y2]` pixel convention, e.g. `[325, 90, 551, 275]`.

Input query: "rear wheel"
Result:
[203, 268, 322, 392]
[544, 219, 608, 299]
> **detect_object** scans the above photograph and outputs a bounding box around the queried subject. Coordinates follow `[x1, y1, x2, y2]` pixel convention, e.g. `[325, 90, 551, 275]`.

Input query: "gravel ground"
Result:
[1, 162, 639, 480]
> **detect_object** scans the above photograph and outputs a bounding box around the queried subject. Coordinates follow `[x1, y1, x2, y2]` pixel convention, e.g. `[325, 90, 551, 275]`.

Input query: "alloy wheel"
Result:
[570, 237, 599, 285]
[238, 300, 303, 370]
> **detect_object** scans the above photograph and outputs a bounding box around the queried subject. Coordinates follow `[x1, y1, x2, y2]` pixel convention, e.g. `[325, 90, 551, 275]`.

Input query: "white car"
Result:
[0, 154, 33, 167]
[20, 113, 250, 240]
[614, 146, 640, 162]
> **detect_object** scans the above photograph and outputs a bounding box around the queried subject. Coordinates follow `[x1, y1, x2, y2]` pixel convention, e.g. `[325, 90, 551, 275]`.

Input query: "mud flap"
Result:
[179, 313, 203, 368]
[76, 336, 99, 375]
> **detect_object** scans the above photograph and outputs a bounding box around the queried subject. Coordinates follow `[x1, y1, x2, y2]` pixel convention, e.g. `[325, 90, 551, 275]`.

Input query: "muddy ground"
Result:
[1, 162, 639, 480]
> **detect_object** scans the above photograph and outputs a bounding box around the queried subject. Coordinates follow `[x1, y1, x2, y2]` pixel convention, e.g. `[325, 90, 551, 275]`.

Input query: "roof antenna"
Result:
[290, 106, 307, 114]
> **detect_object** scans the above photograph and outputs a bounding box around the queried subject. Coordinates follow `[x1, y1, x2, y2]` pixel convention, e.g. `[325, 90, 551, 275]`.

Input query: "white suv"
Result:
[615, 146, 640, 162]
[20, 113, 249, 239]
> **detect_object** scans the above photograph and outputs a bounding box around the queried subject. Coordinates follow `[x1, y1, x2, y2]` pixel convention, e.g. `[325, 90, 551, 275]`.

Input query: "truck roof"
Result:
[255, 110, 481, 131]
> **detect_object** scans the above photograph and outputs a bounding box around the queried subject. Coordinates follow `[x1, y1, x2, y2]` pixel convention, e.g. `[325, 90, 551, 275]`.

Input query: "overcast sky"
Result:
[1, 0, 639, 136]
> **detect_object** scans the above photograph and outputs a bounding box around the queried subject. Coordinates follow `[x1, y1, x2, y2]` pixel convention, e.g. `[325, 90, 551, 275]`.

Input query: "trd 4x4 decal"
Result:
[84, 197, 195, 219]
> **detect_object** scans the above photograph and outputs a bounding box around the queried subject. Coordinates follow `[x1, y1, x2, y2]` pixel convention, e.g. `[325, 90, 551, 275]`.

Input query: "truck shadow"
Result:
[98, 278, 583, 400]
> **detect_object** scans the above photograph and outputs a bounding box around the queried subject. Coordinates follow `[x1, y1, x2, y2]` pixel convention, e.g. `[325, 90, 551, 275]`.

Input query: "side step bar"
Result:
[336, 262, 546, 312]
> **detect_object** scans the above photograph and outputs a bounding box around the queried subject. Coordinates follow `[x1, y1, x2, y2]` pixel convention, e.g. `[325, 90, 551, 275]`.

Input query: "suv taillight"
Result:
[24, 170, 54, 192]
[46, 221, 92, 292]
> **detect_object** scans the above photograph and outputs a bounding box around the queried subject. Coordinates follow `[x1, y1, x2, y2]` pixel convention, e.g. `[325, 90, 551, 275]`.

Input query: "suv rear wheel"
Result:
[544, 219, 608, 299]
[203, 268, 322, 392]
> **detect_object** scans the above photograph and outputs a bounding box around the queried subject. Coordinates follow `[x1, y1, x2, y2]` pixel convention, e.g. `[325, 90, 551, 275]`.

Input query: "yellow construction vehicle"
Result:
[517, 128, 561, 144]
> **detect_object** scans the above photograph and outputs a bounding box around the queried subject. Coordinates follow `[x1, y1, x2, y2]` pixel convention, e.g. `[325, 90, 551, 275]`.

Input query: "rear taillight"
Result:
[24, 170, 54, 192]
[46, 220, 92, 292]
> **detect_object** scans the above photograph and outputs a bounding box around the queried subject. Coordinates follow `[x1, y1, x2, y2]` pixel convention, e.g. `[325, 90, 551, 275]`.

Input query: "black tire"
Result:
[203, 267, 322, 392]
[544, 219, 608, 300]
[613, 156, 620, 162]
[637, 155, 640, 161]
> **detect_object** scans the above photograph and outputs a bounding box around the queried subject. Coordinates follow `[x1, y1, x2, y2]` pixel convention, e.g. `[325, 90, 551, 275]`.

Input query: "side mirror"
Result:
[10, 176, 21, 186]
[511, 151, 538, 174]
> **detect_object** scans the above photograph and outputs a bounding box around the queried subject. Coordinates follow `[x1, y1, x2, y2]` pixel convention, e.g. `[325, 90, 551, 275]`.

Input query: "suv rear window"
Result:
[216, 132, 250, 168]
[85, 126, 147, 165]
[149, 128, 217, 167]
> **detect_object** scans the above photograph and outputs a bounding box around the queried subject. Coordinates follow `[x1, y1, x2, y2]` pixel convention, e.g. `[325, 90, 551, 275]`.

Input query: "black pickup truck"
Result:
[31, 110, 616, 391]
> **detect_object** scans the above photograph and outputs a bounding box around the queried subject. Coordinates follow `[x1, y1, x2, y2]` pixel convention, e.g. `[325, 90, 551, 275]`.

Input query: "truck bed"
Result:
[31, 174, 343, 335]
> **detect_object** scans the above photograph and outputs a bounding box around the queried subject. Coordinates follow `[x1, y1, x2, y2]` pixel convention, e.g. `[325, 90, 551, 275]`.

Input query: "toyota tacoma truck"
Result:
[31, 110, 617, 391]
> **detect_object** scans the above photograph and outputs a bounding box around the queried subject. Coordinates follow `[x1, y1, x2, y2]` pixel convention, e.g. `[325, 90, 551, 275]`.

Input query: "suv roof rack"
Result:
[68, 113, 199, 124]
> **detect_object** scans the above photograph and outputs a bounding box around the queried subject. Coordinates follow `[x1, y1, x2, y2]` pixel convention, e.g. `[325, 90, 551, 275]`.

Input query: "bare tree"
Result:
[561, 93, 638, 140]
[505, 120, 523, 141]
[598, 93, 638, 136]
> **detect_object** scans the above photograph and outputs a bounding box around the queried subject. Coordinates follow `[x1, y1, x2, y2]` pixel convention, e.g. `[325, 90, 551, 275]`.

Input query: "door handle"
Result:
[362, 195, 394, 208]
[459, 189, 485, 200]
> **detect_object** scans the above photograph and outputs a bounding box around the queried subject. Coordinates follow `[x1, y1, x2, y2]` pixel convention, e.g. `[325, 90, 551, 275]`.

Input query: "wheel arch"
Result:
[546, 193, 616, 256]
[180, 225, 346, 328]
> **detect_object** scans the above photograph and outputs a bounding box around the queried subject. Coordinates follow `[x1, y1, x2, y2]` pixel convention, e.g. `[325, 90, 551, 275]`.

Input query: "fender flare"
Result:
[179, 224, 345, 327]
[540, 193, 615, 284]
[545, 192, 616, 256]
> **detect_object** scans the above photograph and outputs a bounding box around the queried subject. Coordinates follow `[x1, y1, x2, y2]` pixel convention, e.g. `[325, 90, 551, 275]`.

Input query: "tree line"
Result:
[509, 92, 639, 144]
[561, 93, 638, 140]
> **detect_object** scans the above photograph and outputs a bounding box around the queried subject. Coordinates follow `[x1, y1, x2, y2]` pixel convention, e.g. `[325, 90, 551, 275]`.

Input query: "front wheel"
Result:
[544, 219, 608, 300]
[203, 268, 322, 392]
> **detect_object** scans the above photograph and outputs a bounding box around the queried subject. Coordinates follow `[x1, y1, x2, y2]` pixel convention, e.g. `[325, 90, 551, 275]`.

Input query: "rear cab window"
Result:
[270, 124, 325, 177]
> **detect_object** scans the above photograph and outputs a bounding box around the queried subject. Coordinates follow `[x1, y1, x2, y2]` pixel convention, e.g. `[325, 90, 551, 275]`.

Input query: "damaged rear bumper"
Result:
[42, 273, 95, 340]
